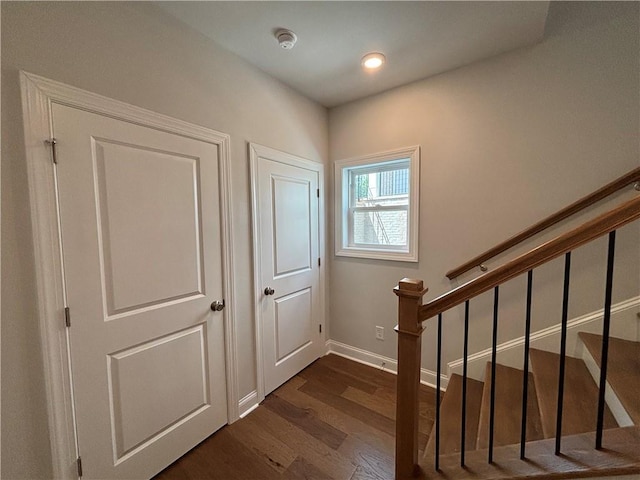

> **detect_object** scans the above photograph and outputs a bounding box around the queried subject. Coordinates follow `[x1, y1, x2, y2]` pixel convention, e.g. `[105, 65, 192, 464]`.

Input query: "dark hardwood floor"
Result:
[154, 354, 437, 479]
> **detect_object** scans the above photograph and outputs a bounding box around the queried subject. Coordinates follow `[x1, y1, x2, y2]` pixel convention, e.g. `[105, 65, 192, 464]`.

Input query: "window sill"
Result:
[336, 246, 418, 263]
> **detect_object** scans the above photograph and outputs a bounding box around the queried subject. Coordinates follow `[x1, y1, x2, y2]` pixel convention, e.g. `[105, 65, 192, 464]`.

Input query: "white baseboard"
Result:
[448, 296, 640, 381]
[238, 390, 260, 418]
[325, 339, 449, 390]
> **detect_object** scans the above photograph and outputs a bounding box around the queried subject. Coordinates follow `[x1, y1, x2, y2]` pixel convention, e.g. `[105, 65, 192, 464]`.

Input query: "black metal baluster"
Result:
[488, 286, 499, 464]
[520, 270, 533, 459]
[435, 312, 442, 470]
[555, 252, 571, 455]
[461, 300, 470, 467]
[596, 230, 616, 449]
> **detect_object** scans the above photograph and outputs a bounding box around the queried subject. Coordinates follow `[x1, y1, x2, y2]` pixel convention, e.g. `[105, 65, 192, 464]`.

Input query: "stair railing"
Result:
[394, 196, 640, 479]
[446, 167, 640, 280]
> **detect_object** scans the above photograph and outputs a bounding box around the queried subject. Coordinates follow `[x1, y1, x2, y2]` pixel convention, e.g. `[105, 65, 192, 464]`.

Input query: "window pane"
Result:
[352, 209, 407, 246]
[377, 169, 408, 197]
[353, 171, 370, 202]
[352, 166, 409, 205]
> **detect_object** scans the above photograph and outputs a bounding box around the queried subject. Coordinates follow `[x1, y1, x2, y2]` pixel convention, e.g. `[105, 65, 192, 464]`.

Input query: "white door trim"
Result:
[19, 71, 239, 479]
[249, 142, 326, 405]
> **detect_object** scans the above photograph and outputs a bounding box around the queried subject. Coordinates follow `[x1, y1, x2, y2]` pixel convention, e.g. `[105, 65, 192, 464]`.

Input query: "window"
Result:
[335, 146, 420, 262]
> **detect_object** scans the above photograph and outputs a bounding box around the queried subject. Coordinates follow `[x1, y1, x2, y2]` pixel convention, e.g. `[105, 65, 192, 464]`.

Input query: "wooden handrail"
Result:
[446, 167, 640, 280]
[423, 196, 640, 321]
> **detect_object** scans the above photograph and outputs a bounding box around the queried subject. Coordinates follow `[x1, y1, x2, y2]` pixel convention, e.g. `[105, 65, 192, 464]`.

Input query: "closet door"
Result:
[54, 103, 227, 479]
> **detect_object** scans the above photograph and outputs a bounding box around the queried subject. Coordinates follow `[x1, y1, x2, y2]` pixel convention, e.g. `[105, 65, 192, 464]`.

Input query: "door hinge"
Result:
[76, 456, 83, 477]
[64, 306, 71, 328]
[45, 138, 58, 164]
[317, 188, 319, 198]
[318, 258, 321, 267]
[319, 324, 322, 334]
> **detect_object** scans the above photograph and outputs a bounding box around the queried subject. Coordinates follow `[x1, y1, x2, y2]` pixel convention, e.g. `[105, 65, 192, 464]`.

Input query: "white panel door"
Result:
[253, 145, 323, 395]
[53, 103, 227, 479]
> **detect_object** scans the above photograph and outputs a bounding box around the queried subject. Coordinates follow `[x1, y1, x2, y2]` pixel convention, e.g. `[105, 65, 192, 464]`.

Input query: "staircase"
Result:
[420, 333, 640, 478]
[393, 177, 640, 479]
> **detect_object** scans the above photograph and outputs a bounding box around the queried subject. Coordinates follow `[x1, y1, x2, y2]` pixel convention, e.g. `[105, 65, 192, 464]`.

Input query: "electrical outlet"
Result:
[375, 326, 384, 340]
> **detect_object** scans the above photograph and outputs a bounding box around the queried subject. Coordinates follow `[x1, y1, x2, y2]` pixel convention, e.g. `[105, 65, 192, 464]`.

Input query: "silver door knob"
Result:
[264, 287, 275, 296]
[210, 300, 225, 311]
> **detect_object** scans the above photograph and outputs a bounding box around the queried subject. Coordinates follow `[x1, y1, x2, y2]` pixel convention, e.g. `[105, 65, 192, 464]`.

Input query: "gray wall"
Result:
[1, 2, 327, 478]
[328, 2, 639, 374]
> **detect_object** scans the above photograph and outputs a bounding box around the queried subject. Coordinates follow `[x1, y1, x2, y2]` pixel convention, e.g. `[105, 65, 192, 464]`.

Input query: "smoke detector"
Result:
[276, 29, 297, 50]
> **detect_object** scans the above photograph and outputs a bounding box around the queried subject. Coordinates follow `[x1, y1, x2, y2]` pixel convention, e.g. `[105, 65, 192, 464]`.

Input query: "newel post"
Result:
[394, 278, 428, 479]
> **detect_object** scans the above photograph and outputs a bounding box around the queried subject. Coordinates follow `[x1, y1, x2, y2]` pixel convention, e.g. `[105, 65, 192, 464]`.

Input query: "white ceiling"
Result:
[156, 1, 550, 108]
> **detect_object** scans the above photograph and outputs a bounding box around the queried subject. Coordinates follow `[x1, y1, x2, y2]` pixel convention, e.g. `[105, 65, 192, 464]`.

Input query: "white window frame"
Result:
[334, 146, 420, 262]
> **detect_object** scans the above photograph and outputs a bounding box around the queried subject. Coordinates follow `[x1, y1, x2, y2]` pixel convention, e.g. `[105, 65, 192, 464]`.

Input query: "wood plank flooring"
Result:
[420, 426, 640, 479]
[154, 354, 437, 480]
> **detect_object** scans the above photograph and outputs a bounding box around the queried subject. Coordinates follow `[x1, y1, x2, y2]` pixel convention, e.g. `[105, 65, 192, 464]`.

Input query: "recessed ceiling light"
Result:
[361, 52, 386, 71]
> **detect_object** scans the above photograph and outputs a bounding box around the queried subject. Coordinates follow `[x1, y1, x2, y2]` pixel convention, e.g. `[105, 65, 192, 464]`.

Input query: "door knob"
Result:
[264, 287, 275, 296]
[210, 300, 225, 311]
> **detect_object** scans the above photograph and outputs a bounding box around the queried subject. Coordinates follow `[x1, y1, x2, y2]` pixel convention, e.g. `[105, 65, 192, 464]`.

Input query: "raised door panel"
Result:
[108, 325, 209, 462]
[275, 288, 312, 363]
[272, 176, 312, 277]
[94, 139, 205, 316]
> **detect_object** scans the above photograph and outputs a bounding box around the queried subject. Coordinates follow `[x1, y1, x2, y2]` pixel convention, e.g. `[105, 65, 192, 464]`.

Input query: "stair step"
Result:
[419, 425, 640, 479]
[579, 332, 640, 425]
[529, 348, 617, 438]
[477, 362, 544, 449]
[425, 374, 484, 456]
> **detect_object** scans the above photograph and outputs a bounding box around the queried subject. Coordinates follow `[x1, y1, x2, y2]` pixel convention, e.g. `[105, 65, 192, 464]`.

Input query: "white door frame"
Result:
[249, 143, 326, 407]
[20, 71, 239, 479]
